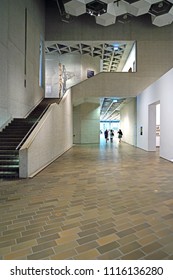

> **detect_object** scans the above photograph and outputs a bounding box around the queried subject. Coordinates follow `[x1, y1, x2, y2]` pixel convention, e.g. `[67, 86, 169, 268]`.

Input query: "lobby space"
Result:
[0, 140, 173, 260]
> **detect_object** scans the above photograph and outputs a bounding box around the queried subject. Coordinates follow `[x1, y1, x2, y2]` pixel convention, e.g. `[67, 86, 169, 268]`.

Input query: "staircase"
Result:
[0, 98, 58, 180]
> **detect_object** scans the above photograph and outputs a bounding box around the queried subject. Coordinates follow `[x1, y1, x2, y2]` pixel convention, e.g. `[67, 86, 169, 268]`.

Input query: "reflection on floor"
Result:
[0, 139, 173, 260]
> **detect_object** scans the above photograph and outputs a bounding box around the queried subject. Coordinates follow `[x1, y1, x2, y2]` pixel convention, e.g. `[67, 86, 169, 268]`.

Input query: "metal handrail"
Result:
[16, 104, 50, 150]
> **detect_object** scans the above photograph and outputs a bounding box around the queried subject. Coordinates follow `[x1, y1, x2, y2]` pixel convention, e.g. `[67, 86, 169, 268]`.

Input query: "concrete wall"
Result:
[19, 90, 73, 177]
[0, 0, 45, 129]
[137, 68, 173, 162]
[73, 102, 100, 144]
[81, 54, 100, 81]
[120, 98, 137, 146]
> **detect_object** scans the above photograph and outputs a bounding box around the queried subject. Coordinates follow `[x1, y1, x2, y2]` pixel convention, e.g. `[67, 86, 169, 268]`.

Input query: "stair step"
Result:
[0, 138, 22, 142]
[7, 124, 31, 127]
[0, 134, 26, 137]
[0, 168, 19, 174]
[0, 146, 17, 150]
[0, 171, 19, 179]
[0, 164, 19, 168]
[3, 128, 30, 132]
[0, 150, 19, 157]
[0, 154, 18, 157]
[0, 142, 19, 145]
[0, 159, 19, 164]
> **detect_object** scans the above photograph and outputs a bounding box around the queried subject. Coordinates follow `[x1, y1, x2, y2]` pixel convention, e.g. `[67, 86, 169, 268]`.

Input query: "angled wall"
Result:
[120, 98, 137, 146]
[19, 90, 73, 178]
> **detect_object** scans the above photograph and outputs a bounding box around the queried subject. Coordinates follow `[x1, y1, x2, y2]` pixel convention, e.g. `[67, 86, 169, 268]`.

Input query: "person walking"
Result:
[104, 129, 109, 143]
[110, 129, 114, 143]
[117, 129, 123, 142]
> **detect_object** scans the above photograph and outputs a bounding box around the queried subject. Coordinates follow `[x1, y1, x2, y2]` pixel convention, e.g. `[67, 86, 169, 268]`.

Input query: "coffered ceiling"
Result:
[45, 40, 134, 72]
[100, 97, 133, 121]
[61, 0, 173, 27]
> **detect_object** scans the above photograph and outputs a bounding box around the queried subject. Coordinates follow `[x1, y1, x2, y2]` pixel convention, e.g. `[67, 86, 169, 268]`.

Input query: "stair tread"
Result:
[0, 164, 19, 169]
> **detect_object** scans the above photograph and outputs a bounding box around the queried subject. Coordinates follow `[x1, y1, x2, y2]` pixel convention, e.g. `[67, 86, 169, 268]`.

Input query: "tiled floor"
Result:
[0, 139, 173, 260]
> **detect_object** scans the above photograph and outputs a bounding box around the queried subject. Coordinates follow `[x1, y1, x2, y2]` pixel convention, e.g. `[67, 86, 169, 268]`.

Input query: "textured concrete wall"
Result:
[0, 0, 45, 128]
[73, 102, 100, 144]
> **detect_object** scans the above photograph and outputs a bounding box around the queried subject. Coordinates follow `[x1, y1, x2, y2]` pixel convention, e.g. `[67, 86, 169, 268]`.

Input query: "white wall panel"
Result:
[137, 68, 173, 161]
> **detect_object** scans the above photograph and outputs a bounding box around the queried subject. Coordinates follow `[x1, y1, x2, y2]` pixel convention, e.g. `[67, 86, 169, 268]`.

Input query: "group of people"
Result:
[104, 129, 123, 143]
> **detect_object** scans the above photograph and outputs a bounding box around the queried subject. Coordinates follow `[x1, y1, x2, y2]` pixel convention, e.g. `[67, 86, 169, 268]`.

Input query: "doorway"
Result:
[148, 101, 160, 151]
[100, 121, 120, 142]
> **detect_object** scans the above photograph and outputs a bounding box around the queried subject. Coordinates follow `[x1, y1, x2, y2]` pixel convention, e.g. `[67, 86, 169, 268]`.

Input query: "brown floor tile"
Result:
[121, 249, 145, 260]
[75, 241, 99, 254]
[11, 240, 37, 252]
[138, 234, 159, 246]
[78, 228, 99, 237]
[133, 222, 150, 232]
[51, 249, 77, 260]
[80, 222, 98, 231]
[116, 228, 135, 238]
[77, 234, 98, 245]
[54, 241, 78, 254]
[162, 242, 173, 254]
[32, 240, 57, 253]
[141, 241, 162, 254]
[27, 248, 54, 260]
[97, 249, 122, 260]
[16, 233, 40, 244]
[37, 233, 60, 244]
[144, 250, 169, 260]
[1, 142, 173, 260]
[97, 233, 119, 246]
[4, 248, 32, 260]
[119, 241, 141, 254]
[97, 241, 120, 254]
[117, 233, 138, 246]
[97, 228, 116, 238]
[74, 249, 99, 260]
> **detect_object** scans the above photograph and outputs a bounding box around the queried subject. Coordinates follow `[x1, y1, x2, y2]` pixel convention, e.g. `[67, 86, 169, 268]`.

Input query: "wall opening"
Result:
[148, 101, 160, 151]
[156, 103, 160, 148]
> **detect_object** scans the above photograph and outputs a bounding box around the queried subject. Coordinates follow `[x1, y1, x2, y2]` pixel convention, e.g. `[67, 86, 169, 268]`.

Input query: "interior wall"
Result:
[122, 43, 136, 72]
[0, 0, 45, 129]
[137, 68, 173, 162]
[73, 102, 100, 144]
[148, 104, 156, 151]
[120, 98, 137, 146]
[45, 53, 100, 98]
[81, 54, 100, 81]
[20, 90, 73, 178]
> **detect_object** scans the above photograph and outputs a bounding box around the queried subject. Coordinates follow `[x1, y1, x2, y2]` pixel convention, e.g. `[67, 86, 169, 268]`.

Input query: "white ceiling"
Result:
[62, 0, 173, 28]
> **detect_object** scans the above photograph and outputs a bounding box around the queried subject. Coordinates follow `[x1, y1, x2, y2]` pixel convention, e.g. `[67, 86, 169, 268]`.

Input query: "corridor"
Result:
[0, 141, 173, 260]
